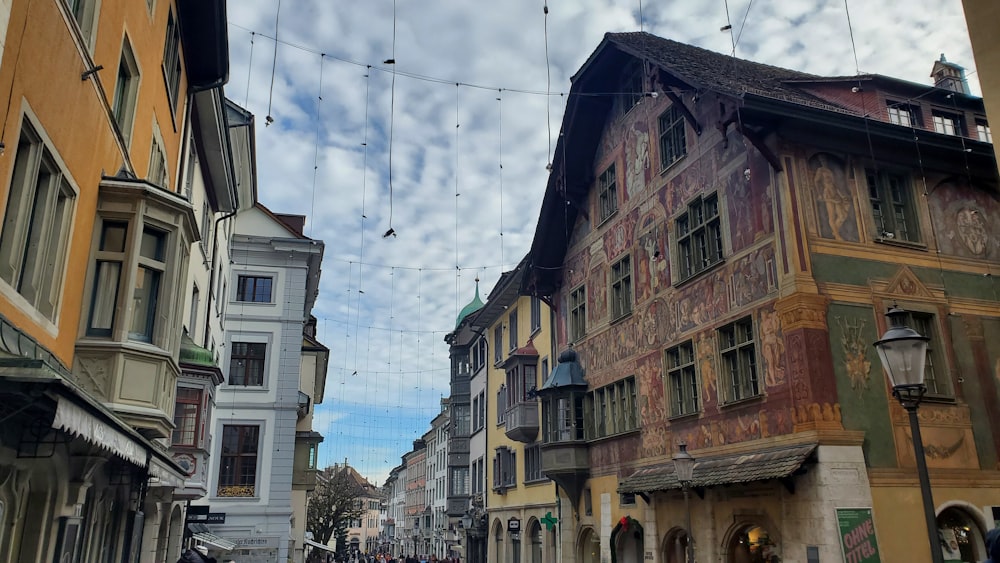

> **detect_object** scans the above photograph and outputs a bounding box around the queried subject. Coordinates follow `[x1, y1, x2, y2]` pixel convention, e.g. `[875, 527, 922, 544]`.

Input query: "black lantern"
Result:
[672, 442, 696, 563]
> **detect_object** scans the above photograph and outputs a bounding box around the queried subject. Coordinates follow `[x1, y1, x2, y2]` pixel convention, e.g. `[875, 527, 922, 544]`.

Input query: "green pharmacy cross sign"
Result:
[541, 512, 558, 531]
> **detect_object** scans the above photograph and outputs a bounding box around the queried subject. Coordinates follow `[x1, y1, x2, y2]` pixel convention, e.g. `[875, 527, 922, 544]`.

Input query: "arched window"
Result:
[578, 527, 600, 563]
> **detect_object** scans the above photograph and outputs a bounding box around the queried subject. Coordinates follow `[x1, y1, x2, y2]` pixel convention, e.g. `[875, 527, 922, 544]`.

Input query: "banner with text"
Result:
[837, 508, 882, 563]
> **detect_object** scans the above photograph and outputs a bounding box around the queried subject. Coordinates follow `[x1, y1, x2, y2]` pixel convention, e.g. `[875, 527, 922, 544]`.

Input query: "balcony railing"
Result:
[504, 400, 539, 442]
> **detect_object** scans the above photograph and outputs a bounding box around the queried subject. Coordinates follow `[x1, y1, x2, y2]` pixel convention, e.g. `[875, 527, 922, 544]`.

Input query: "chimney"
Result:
[931, 53, 969, 95]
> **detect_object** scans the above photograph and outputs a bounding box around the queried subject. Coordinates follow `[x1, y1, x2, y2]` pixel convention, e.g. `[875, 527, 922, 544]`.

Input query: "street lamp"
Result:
[673, 442, 696, 563]
[873, 307, 943, 563]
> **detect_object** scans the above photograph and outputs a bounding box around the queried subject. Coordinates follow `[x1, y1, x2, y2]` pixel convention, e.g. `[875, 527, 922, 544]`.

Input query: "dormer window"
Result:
[976, 119, 992, 143]
[887, 102, 917, 127]
[932, 111, 961, 136]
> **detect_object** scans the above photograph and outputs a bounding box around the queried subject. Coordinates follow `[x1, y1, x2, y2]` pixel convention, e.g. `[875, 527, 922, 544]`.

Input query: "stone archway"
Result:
[612, 517, 644, 563]
[661, 526, 690, 563]
[527, 518, 542, 563]
[722, 519, 781, 563]
[937, 505, 988, 563]
[166, 504, 183, 563]
[491, 519, 505, 563]
[577, 527, 600, 563]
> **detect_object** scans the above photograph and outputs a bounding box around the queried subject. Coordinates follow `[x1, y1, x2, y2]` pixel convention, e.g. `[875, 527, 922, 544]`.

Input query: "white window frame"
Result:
[112, 36, 141, 146]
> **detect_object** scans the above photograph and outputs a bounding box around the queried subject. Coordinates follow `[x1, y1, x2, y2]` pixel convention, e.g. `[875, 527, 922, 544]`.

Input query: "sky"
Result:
[223, 0, 979, 486]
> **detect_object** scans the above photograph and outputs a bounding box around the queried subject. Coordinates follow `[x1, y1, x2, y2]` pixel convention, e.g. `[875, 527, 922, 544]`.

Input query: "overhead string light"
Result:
[543, 1, 553, 170]
[265, 0, 281, 126]
[354, 68, 372, 372]
[243, 31, 255, 107]
[455, 82, 462, 320]
[383, 0, 398, 238]
[309, 53, 325, 237]
[498, 91, 506, 267]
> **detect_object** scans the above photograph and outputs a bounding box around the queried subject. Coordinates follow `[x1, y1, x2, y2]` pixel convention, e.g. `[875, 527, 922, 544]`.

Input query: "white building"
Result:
[424, 401, 451, 557]
[384, 464, 409, 557]
[197, 198, 324, 562]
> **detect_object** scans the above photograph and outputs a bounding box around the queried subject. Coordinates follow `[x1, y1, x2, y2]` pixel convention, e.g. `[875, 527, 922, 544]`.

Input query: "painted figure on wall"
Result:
[759, 308, 786, 387]
[637, 225, 668, 301]
[698, 331, 717, 407]
[809, 153, 859, 242]
[838, 316, 873, 398]
[625, 121, 651, 200]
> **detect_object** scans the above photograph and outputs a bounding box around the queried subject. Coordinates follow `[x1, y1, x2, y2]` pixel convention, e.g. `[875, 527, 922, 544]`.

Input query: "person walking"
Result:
[178, 545, 216, 563]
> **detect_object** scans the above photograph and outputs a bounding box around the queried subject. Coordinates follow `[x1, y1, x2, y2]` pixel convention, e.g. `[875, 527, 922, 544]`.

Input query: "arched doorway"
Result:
[937, 506, 987, 563]
[727, 524, 779, 563]
[662, 527, 691, 563]
[613, 517, 644, 563]
[166, 505, 183, 563]
[528, 519, 542, 563]
[492, 520, 504, 563]
[578, 527, 600, 563]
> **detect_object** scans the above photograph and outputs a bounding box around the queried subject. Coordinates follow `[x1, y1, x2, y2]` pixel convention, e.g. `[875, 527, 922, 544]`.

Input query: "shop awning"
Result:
[618, 442, 818, 494]
[188, 524, 237, 551]
[52, 395, 147, 467]
[304, 538, 336, 552]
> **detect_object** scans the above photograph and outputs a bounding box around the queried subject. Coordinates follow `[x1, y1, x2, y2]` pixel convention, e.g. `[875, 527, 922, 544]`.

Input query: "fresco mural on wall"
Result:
[603, 208, 638, 262]
[589, 263, 608, 326]
[808, 153, 860, 242]
[697, 331, 718, 408]
[624, 120, 652, 201]
[758, 307, 786, 388]
[927, 179, 1000, 260]
[637, 223, 669, 302]
[726, 151, 774, 253]
[837, 316, 873, 398]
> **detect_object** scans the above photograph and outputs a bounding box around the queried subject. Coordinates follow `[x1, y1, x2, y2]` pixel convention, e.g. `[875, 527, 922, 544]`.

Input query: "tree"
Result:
[307, 466, 367, 562]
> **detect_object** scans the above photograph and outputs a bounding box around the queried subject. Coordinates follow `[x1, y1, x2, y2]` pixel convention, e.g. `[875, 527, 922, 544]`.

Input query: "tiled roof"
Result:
[618, 442, 817, 493]
[605, 32, 855, 115]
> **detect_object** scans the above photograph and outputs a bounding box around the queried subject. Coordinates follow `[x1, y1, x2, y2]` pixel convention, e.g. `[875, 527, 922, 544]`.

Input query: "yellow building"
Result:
[479, 261, 560, 563]
[0, 0, 229, 561]
[962, 0, 1000, 172]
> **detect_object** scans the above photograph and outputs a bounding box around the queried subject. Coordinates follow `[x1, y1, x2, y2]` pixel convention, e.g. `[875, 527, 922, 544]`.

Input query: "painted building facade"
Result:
[384, 463, 408, 557]
[0, 0, 229, 561]
[522, 32, 1000, 563]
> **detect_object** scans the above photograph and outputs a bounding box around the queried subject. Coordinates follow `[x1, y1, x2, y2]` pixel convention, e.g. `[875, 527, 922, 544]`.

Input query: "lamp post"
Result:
[873, 307, 943, 563]
[673, 442, 696, 563]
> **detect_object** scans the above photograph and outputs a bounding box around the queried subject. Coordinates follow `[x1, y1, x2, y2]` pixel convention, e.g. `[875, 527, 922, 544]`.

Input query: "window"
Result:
[493, 447, 516, 490]
[506, 363, 537, 407]
[87, 223, 126, 336]
[308, 443, 317, 469]
[236, 275, 273, 303]
[610, 255, 633, 320]
[508, 309, 518, 352]
[659, 105, 687, 169]
[618, 60, 643, 115]
[471, 337, 488, 372]
[200, 202, 212, 253]
[188, 284, 200, 338]
[676, 193, 723, 281]
[598, 164, 618, 222]
[112, 38, 140, 145]
[524, 445, 544, 483]
[129, 228, 166, 342]
[666, 341, 698, 417]
[0, 121, 75, 320]
[887, 103, 917, 127]
[453, 404, 470, 436]
[229, 342, 266, 386]
[620, 492, 636, 506]
[569, 285, 586, 342]
[63, 0, 98, 48]
[530, 297, 542, 333]
[932, 112, 960, 136]
[584, 488, 593, 516]
[497, 385, 507, 425]
[472, 390, 485, 432]
[449, 467, 469, 496]
[472, 457, 485, 495]
[218, 425, 260, 497]
[719, 317, 759, 402]
[493, 325, 503, 364]
[977, 120, 992, 143]
[584, 376, 638, 439]
[541, 358, 549, 383]
[866, 170, 919, 242]
[184, 140, 197, 199]
[162, 10, 182, 111]
[172, 387, 202, 447]
[900, 311, 950, 396]
[148, 133, 168, 189]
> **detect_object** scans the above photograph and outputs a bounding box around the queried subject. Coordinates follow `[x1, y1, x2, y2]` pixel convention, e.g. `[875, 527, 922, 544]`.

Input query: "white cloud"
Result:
[226, 0, 977, 480]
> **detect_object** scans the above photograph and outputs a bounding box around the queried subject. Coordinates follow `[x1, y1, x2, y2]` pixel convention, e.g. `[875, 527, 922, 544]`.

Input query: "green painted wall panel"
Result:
[827, 303, 896, 468]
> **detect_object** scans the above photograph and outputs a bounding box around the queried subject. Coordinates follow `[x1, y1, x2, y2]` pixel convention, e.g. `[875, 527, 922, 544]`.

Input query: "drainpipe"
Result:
[202, 208, 237, 349]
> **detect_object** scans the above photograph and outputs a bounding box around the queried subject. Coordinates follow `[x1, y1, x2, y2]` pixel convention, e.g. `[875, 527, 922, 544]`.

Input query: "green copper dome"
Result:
[455, 280, 485, 328]
[180, 332, 217, 367]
